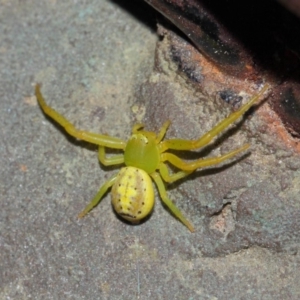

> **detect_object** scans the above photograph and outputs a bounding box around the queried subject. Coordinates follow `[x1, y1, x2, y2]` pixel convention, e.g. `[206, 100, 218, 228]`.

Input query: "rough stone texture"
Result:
[1, 0, 300, 299]
[135, 33, 300, 258]
[147, 0, 300, 140]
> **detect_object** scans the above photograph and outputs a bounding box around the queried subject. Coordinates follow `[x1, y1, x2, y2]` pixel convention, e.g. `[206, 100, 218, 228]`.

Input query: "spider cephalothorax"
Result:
[36, 84, 268, 232]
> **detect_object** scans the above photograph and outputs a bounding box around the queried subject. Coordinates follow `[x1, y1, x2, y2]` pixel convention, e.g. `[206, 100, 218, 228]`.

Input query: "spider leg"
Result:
[98, 146, 124, 166]
[78, 174, 117, 218]
[150, 172, 195, 232]
[162, 144, 249, 171]
[36, 84, 126, 149]
[160, 85, 269, 151]
[158, 162, 192, 183]
[156, 120, 171, 143]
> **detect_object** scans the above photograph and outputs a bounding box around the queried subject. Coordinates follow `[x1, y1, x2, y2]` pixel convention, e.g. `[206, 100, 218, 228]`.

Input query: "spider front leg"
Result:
[78, 174, 117, 218]
[150, 172, 195, 232]
[160, 84, 269, 152]
[36, 84, 126, 149]
[162, 143, 250, 171]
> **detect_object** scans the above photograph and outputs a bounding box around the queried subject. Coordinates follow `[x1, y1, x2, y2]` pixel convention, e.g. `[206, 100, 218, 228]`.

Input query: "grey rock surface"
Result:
[1, 0, 300, 299]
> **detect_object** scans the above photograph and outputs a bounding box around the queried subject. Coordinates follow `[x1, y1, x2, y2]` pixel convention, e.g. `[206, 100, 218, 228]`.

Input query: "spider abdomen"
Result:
[111, 167, 154, 223]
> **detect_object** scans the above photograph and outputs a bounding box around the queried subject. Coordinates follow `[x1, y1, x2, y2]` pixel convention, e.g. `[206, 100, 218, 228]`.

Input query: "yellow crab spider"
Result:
[36, 84, 268, 232]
